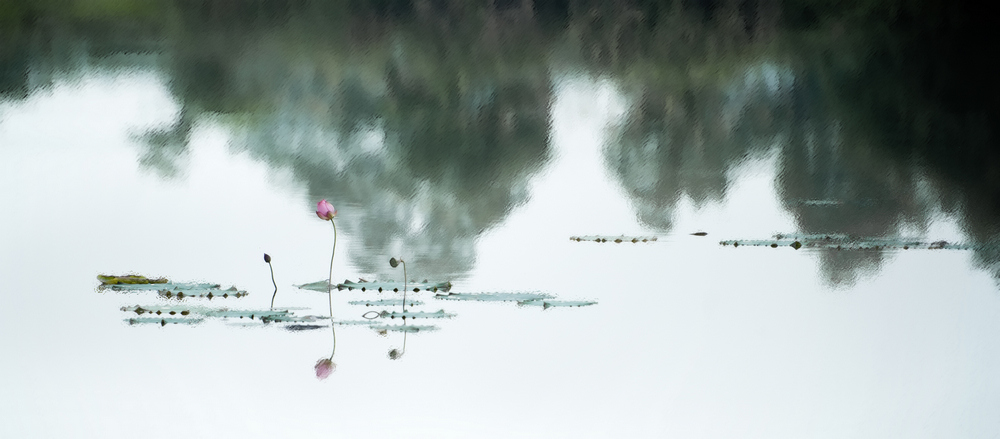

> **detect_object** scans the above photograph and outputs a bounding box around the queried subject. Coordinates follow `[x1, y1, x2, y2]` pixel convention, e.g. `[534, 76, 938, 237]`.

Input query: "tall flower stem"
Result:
[328, 219, 338, 357]
[268, 260, 278, 309]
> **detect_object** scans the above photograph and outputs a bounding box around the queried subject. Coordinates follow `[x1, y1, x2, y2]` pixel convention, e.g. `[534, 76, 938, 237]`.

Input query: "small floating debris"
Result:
[569, 235, 658, 243]
[691, 232, 708, 236]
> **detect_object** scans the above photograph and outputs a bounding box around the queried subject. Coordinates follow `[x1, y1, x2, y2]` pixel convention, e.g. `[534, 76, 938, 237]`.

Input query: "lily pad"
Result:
[284, 324, 326, 331]
[101, 282, 248, 299]
[339, 280, 453, 292]
[293, 280, 336, 292]
[121, 305, 322, 325]
[376, 310, 456, 319]
[126, 317, 205, 326]
[297, 279, 453, 293]
[348, 299, 425, 307]
[98, 274, 168, 285]
[518, 299, 598, 309]
[720, 235, 973, 251]
[434, 292, 554, 302]
[368, 324, 439, 333]
[569, 235, 658, 243]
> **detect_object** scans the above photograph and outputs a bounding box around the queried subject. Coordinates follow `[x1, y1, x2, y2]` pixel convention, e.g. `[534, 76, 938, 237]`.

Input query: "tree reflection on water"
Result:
[2, 0, 998, 285]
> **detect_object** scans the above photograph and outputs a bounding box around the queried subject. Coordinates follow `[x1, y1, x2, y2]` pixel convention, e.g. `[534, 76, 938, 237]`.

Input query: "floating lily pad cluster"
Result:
[100, 274, 323, 327]
[719, 234, 973, 250]
[291, 279, 598, 335]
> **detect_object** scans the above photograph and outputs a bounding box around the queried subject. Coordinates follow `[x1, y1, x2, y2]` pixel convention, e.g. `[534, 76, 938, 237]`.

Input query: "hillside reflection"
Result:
[2, 1, 999, 285]
[169, 10, 553, 280]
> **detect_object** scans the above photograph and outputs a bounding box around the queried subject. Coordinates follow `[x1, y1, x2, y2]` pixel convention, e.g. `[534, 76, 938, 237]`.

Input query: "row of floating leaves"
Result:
[570, 235, 658, 243]
[99, 279, 249, 299]
[295, 279, 452, 293]
[720, 236, 972, 250]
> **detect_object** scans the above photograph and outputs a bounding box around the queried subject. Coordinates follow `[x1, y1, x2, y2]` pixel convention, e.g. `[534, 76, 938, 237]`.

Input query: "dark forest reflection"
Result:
[2, 0, 998, 285]
[170, 7, 552, 280]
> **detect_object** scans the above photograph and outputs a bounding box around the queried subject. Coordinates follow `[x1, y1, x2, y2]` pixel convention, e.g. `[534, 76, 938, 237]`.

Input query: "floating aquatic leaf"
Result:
[294, 280, 336, 292]
[98, 274, 168, 285]
[348, 299, 425, 307]
[518, 299, 598, 309]
[101, 282, 248, 299]
[435, 292, 554, 302]
[295, 279, 453, 293]
[126, 317, 205, 326]
[121, 305, 320, 325]
[377, 310, 455, 319]
[772, 233, 850, 241]
[102, 282, 220, 291]
[284, 324, 326, 331]
[368, 324, 439, 333]
[333, 319, 383, 326]
[720, 235, 973, 251]
[569, 235, 658, 243]
[339, 279, 452, 292]
[793, 199, 845, 206]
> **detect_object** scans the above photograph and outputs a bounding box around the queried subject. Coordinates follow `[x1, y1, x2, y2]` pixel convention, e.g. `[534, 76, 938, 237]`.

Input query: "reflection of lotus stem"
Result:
[328, 220, 337, 357]
[389, 321, 407, 360]
[268, 260, 278, 309]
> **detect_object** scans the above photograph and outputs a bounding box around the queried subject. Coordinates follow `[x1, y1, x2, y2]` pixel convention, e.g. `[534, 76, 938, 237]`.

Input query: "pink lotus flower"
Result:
[316, 199, 337, 221]
[315, 358, 336, 379]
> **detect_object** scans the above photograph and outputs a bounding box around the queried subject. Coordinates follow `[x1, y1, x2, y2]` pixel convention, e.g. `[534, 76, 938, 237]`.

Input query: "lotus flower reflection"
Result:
[315, 358, 335, 379]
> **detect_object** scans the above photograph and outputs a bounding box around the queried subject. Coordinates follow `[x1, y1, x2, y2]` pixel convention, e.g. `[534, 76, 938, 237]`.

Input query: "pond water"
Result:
[2, 3, 999, 438]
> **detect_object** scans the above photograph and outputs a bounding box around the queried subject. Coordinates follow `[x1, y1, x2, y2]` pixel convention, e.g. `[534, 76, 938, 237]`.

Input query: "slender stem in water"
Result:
[328, 219, 338, 357]
[401, 259, 408, 312]
[329, 220, 337, 290]
[268, 262, 278, 309]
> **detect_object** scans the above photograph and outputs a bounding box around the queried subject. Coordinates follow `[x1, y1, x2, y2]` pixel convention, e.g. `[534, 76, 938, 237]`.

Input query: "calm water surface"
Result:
[2, 4, 999, 437]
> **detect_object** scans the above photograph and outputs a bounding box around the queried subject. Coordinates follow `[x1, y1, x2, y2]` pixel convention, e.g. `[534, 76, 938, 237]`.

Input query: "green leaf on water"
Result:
[368, 324, 439, 333]
[293, 280, 335, 292]
[101, 282, 248, 299]
[569, 235, 658, 243]
[434, 292, 554, 302]
[348, 299, 425, 307]
[518, 299, 598, 308]
[377, 310, 455, 319]
[296, 279, 453, 293]
[127, 317, 205, 326]
[720, 234, 973, 250]
[98, 274, 168, 285]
